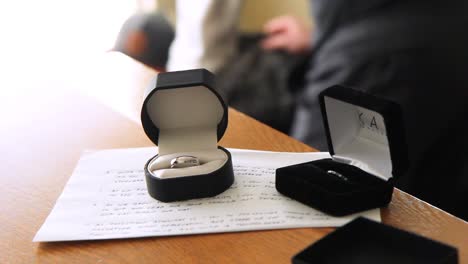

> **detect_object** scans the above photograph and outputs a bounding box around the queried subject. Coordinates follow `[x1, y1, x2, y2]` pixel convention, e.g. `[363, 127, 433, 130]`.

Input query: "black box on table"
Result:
[276, 85, 409, 216]
[292, 217, 458, 264]
[141, 69, 234, 202]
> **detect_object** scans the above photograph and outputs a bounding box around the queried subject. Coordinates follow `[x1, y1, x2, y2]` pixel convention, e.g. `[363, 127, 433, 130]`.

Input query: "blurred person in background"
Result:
[262, 1, 468, 220]
[115, 0, 312, 133]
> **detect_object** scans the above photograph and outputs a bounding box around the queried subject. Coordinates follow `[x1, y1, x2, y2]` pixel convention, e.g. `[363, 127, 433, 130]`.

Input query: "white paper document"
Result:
[34, 148, 380, 242]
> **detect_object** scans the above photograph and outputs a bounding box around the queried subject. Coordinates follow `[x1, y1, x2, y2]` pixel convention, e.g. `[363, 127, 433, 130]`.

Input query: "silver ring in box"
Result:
[170, 156, 200, 169]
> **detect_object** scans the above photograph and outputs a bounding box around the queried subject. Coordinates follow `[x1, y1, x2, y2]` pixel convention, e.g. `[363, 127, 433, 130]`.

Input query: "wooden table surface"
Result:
[1, 53, 466, 263]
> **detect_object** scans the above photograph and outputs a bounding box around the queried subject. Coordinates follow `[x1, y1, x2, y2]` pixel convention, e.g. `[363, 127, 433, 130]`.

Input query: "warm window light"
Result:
[0, 0, 138, 90]
[0, 0, 157, 122]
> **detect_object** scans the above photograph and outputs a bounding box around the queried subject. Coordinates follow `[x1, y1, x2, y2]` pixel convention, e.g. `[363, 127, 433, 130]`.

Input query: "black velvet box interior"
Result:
[141, 69, 234, 202]
[276, 85, 408, 216]
[292, 217, 458, 264]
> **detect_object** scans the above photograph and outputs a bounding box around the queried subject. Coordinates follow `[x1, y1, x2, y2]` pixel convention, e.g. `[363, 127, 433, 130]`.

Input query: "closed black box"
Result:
[276, 85, 409, 216]
[141, 69, 234, 202]
[293, 217, 458, 264]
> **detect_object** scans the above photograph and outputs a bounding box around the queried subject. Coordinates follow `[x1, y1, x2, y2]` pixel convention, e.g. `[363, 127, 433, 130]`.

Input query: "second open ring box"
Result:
[141, 69, 234, 202]
[276, 85, 409, 216]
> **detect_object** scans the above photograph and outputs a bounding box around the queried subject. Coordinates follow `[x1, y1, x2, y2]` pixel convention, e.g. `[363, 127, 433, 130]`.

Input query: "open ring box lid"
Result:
[141, 68, 234, 202]
[276, 85, 409, 216]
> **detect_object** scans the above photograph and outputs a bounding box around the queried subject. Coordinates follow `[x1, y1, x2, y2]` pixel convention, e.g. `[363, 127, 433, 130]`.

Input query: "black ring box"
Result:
[292, 217, 458, 264]
[141, 69, 234, 202]
[276, 85, 409, 216]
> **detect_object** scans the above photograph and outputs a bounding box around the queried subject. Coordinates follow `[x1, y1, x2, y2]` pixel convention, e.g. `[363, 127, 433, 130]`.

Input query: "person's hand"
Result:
[261, 15, 312, 54]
